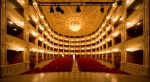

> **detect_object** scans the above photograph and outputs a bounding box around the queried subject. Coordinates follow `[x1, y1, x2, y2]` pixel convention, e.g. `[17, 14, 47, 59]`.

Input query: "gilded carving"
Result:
[123, 63, 149, 76]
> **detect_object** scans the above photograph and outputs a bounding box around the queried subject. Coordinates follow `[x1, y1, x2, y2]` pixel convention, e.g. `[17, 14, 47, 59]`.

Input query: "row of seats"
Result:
[23, 57, 73, 74]
[23, 57, 127, 74]
[76, 57, 128, 74]
[41, 57, 73, 72]
[76, 57, 105, 72]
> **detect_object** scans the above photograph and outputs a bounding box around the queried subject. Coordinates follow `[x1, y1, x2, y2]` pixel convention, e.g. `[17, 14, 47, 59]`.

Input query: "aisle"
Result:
[72, 60, 80, 72]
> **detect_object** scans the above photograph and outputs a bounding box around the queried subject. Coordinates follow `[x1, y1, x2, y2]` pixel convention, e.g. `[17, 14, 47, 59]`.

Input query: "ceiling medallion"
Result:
[65, 17, 85, 32]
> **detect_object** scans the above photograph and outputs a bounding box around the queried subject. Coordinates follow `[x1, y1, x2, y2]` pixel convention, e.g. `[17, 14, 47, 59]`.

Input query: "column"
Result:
[41, 53, 44, 60]
[35, 52, 38, 65]
[0, 0, 7, 66]
[24, 7, 30, 63]
[112, 52, 115, 66]
[143, 0, 149, 75]
[120, 7, 127, 70]
[106, 53, 108, 62]
[52, 54, 54, 59]
[35, 38, 39, 65]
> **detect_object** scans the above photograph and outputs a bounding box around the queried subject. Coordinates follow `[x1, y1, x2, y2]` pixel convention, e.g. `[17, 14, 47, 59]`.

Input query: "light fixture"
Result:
[31, 1, 122, 14]
[39, 37, 44, 41]
[16, 21, 24, 27]
[126, 48, 140, 52]
[112, 3, 117, 7]
[34, 18, 38, 22]
[117, 0, 123, 6]
[33, 2, 37, 6]
[38, 1, 116, 6]
[136, 22, 141, 25]
[45, 23, 48, 26]
[13, 28, 18, 31]
[76, 6, 81, 13]
[112, 48, 121, 52]
[100, 6, 104, 13]
[27, 18, 30, 20]
[40, 15, 44, 19]
[56, 5, 64, 14]
[21, 0, 25, 4]
[39, 25, 44, 31]
[8, 21, 13, 24]
[69, 21, 81, 32]
[60, 10, 64, 14]
[30, 48, 38, 52]
[39, 50, 44, 53]
[119, 17, 123, 21]
[50, 6, 54, 13]
[7, 45, 24, 52]
[29, 0, 33, 5]
[31, 30, 38, 37]
[112, 32, 119, 37]
[56, 5, 61, 12]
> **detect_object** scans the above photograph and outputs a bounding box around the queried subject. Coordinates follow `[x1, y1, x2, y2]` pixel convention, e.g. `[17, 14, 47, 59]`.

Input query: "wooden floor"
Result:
[0, 72, 150, 82]
[0, 61, 150, 82]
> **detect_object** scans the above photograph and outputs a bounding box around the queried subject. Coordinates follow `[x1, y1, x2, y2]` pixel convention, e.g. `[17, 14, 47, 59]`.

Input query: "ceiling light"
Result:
[50, 6, 54, 13]
[69, 21, 81, 32]
[76, 6, 81, 13]
[100, 6, 104, 13]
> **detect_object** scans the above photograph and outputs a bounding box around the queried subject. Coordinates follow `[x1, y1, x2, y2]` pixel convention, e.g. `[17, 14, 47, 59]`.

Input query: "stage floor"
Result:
[0, 72, 150, 82]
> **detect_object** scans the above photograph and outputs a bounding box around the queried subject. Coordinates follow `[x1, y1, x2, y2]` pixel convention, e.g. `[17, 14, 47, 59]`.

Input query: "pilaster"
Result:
[0, 0, 7, 67]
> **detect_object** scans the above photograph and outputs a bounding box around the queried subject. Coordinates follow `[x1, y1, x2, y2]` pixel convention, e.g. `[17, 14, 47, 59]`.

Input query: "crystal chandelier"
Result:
[69, 21, 81, 32]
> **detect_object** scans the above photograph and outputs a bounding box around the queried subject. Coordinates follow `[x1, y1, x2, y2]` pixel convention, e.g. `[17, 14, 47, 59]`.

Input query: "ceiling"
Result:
[38, 0, 114, 36]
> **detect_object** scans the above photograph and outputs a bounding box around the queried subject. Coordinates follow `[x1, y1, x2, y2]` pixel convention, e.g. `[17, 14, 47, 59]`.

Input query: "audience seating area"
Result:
[76, 57, 105, 72]
[41, 57, 73, 72]
[23, 57, 127, 74]
[76, 57, 127, 74]
[23, 57, 73, 74]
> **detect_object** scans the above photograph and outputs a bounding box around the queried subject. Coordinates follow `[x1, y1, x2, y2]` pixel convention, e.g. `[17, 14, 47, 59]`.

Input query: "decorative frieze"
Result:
[7, 4, 25, 27]
[5, 34, 25, 51]
[125, 5, 144, 29]
[0, 63, 29, 76]
[122, 63, 149, 77]
[124, 35, 144, 51]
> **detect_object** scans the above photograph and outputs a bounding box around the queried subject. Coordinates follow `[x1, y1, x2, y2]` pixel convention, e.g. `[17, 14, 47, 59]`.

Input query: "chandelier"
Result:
[69, 21, 81, 32]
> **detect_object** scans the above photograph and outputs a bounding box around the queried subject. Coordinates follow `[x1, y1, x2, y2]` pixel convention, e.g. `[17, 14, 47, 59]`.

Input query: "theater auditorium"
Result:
[0, 0, 150, 82]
